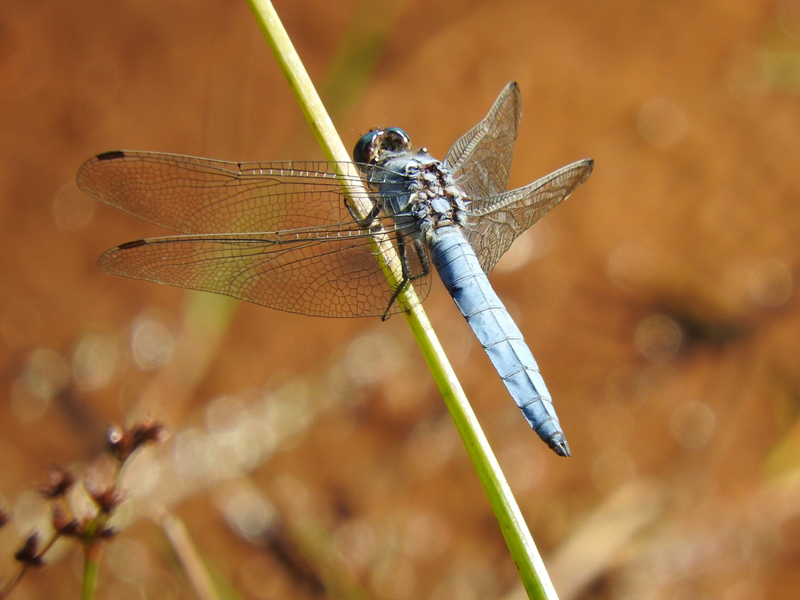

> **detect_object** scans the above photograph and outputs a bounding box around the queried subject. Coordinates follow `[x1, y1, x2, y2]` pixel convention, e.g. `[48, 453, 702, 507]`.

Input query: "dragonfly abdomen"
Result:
[428, 227, 570, 457]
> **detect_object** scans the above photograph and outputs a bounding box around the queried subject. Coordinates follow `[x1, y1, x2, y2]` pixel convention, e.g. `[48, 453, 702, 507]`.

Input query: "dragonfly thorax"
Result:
[372, 152, 467, 242]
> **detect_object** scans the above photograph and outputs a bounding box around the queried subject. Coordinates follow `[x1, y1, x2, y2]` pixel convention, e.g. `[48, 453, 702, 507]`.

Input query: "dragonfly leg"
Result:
[346, 198, 382, 228]
[381, 235, 429, 321]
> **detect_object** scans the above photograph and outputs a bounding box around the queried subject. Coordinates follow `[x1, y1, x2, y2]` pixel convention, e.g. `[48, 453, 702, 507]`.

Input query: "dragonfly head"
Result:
[353, 127, 411, 169]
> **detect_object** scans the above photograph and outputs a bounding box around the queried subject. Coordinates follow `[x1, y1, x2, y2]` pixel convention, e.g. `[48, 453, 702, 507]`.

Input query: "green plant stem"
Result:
[82, 542, 100, 600]
[245, 2, 559, 598]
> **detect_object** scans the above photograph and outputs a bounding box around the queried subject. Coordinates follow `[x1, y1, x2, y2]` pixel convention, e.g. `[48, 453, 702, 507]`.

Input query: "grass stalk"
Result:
[245, 1, 559, 598]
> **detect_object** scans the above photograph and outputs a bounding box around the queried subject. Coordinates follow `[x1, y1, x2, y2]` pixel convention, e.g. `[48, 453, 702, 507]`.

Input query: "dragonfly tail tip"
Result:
[549, 436, 571, 457]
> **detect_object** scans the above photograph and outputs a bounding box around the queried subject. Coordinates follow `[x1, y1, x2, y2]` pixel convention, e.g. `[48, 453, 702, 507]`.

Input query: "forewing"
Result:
[99, 229, 431, 318]
[464, 159, 594, 274]
[443, 82, 522, 200]
[78, 151, 378, 234]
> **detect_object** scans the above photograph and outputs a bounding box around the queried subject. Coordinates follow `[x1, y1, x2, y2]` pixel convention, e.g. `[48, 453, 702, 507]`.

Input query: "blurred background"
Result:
[1, 0, 799, 598]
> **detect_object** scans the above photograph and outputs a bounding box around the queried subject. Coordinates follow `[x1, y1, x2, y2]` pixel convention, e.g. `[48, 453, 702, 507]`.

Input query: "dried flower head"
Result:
[39, 466, 75, 499]
[107, 418, 166, 463]
[132, 418, 167, 448]
[51, 503, 78, 536]
[85, 483, 125, 515]
[107, 424, 134, 463]
[14, 533, 44, 567]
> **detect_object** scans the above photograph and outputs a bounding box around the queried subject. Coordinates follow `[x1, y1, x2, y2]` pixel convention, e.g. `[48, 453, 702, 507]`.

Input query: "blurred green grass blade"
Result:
[320, 0, 400, 123]
[246, 0, 350, 164]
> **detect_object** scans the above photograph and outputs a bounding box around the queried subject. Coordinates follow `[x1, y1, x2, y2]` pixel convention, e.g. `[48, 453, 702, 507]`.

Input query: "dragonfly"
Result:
[78, 82, 593, 457]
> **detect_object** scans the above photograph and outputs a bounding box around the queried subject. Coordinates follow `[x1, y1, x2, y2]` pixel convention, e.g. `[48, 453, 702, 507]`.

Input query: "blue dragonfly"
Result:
[78, 82, 592, 456]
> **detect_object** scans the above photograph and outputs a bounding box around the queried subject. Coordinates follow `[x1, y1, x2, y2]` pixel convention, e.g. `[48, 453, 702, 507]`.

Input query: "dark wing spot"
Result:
[118, 239, 147, 249]
[97, 150, 126, 161]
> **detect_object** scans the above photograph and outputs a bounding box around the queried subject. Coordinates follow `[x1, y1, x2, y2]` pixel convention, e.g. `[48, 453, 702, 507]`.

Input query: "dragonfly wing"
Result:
[464, 159, 593, 274]
[99, 229, 431, 318]
[78, 151, 378, 234]
[443, 82, 522, 200]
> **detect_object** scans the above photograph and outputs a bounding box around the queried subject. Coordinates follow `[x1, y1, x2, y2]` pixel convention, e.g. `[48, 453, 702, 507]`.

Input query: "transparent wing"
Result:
[99, 229, 431, 318]
[443, 82, 522, 200]
[464, 159, 594, 274]
[77, 150, 388, 234]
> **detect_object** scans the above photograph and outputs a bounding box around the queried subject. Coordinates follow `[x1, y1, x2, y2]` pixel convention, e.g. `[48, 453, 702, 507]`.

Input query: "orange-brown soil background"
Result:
[1, 1, 799, 599]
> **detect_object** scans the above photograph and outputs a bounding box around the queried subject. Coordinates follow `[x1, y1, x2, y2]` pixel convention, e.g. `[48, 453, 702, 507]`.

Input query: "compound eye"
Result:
[353, 127, 413, 167]
[353, 130, 381, 165]
[383, 128, 411, 151]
